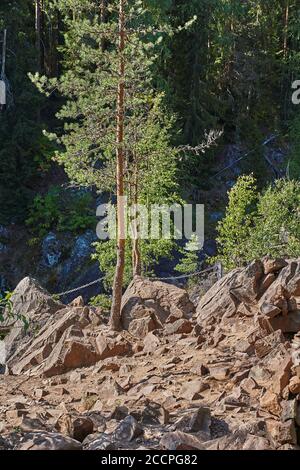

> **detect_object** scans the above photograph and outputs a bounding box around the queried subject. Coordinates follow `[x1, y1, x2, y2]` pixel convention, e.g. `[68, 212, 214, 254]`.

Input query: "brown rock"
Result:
[180, 380, 209, 401]
[263, 258, 287, 275]
[277, 444, 300, 450]
[96, 333, 130, 360]
[294, 365, 300, 378]
[19, 417, 47, 432]
[6, 409, 28, 420]
[70, 371, 85, 383]
[8, 307, 91, 375]
[128, 314, 161, 338]
[272, 355, 292, 396]
[191, 363, 210, 377]
[259, 261, 300, 332]
[143, 332, 160, 353]
[164, 319, 193, 335]
[160, 431, 205, 450]
[260, 302, 282, 319]
[210, 366, 230, 381]
[232, 369, 250, 384]
[204, 430, 249, 451]
[43, 336, 100, 378]
[109, 405, 128, 421]
[35, 389, 48, 399]
[266, 419, 297, 446]
[289, 376, 300, 394]
[242, 435, 272, 450]
[235, 338, 254, 355]
[71, 296, 84, 307]
[55, 414, 94, 442]
[260, 273, 276, 294]
[249, 366, 272, 387]
[260, 390, 282, 416]
[296, 403, 300, 427]
[254, 330, 285, 359]
[121, 277, 195, 331]
[56, 387, 69, 396]
[100, 378, 124, 400]
[240, 377, 259, 397]
[197, 260, 264, 327]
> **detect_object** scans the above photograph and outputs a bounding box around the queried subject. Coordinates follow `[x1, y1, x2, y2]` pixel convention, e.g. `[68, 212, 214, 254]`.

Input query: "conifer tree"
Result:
[35, 0, 181, 329]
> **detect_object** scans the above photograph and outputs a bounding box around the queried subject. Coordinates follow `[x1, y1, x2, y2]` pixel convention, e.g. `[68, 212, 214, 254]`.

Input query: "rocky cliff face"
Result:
[0, 257, 300, 450]
[0, 226, 102, 304]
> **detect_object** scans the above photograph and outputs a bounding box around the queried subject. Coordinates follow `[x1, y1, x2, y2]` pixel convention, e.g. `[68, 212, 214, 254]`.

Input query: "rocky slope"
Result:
[0, 257, 300, 450]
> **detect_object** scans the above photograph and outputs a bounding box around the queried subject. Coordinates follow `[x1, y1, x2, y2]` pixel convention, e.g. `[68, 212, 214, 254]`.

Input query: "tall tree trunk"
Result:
[110, 0, 126, 331]
[132, 238, 141, 276]
[132, 167, 141, 276]
[35, 0, 42, 73]
[1, 29, 6, 79]
[283, 0, 290, 59]
[0, 29, 7, 111]
[48, 8, 59, 77]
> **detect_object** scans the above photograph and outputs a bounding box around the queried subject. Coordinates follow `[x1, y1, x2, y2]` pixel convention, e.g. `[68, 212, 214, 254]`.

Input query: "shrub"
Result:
[175, 234, 200, 273]
[213, 174, 258, 270]
[89, 294, 112, 313]
[214, 176, 300, 270]
[26, 186, 95, 238]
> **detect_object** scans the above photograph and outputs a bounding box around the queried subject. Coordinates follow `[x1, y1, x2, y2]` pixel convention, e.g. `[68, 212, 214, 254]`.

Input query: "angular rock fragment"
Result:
[17, 431, 82, 450]
[160, 431, 205, 450]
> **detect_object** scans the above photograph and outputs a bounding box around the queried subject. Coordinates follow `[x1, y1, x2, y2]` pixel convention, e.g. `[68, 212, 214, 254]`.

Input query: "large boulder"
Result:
[8, 277, 63, 321]
[196, 260, 264, 328]
[9, 309, 100, 377]
[121, 276, 195, 335]
[7, 306, 88, 374]
[197, 259, 300, 335]
[258, 260, 300, 333]
[3, 277, 64, 361]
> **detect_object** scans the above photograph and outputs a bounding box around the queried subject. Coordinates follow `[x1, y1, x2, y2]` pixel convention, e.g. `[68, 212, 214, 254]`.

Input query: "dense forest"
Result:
[0, 0, 300, 324]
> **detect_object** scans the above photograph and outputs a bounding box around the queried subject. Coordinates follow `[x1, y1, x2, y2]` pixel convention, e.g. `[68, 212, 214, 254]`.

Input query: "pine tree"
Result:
[35, 0, 181, 329]
[175, 234, 200, 275]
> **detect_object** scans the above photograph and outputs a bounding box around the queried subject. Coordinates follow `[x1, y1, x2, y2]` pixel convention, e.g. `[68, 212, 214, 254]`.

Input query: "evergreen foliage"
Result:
[0, 1, 54, 222]
[214, 176, 300, 270]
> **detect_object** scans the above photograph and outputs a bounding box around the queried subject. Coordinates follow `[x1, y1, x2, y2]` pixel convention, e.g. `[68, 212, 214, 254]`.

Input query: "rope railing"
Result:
[0, 265, 221, 335]
[152, 265, 218, 281]
[55, 276, 107, 298]
[54, 263, 221, 298]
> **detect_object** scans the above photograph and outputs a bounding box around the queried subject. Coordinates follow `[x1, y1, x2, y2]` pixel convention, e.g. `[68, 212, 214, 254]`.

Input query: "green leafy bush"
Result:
[89, 294, 112, 313]
[214, 176, 300, 270]
[26, 186, 95, 238]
